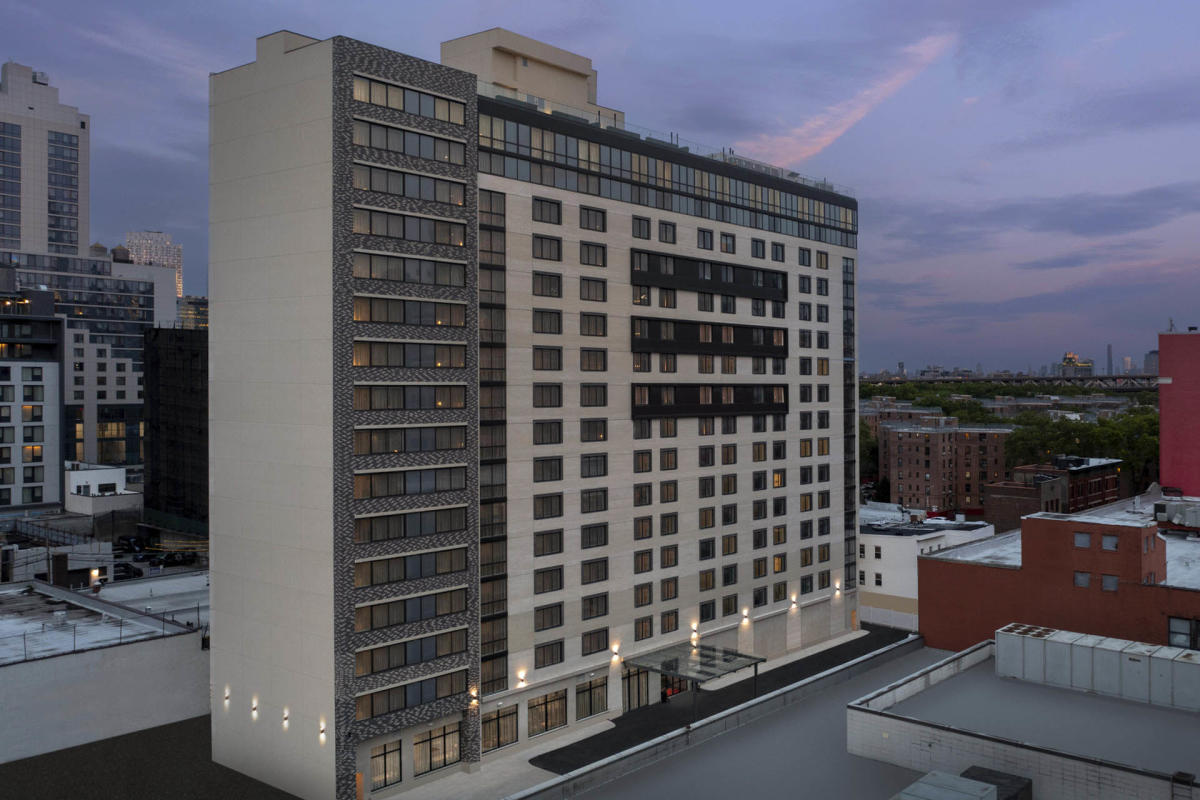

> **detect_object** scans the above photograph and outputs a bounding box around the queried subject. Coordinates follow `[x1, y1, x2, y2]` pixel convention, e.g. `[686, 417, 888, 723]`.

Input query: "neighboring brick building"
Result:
[1160, 329, 1200, 495]
[860, 397, 942, 439]
[982, 455, 1124, 532]
[918, 498, 1200, 651]
[880, 416, 1011, 514]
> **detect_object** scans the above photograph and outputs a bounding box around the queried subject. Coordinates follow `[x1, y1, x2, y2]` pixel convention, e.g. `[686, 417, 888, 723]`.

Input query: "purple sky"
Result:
[6, 0, 1199, 372]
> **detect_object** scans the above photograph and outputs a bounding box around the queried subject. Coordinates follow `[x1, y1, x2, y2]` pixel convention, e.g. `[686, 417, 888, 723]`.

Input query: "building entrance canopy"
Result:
[622, 641, 764, 683]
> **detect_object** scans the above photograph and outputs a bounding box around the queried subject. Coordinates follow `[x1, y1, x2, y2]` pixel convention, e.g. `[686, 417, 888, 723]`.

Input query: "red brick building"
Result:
[982, 455, 1124, 532]
[880, 416, 1011, 514]
[1160, 330, 1200, 495]
[918, 506, 1200, 651]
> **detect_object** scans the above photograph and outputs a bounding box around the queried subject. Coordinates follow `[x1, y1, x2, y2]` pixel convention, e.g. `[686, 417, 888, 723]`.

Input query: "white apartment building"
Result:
[210, 28, 859, 799]
[125, 230, 184, 298]
[0, 62, 89, 255]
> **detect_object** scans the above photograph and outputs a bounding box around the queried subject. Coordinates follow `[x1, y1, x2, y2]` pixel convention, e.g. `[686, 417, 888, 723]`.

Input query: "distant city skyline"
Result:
[4, 0, 1199, 365]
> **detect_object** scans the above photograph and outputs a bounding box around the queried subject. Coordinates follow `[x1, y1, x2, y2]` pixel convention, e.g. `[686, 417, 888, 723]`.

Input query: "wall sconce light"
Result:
[611, 643, 620, 655]
[691, 622, 698, 632]
[791, 600, 798, 609]
[742, 608, 749, 618]
[319, 719, 327, 745]
[282, 709, 289, 730]
[90, 568, 99, 579]
[223, 686, 230, 709]
[517, 670, 527, 687]
[251, 698, 258, 721]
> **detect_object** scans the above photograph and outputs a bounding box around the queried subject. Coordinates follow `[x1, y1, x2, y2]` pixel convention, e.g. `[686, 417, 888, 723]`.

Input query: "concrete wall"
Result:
[64, 490, 142, 516]
[0, 631, 205, 763]
[209, 31, 338, 800]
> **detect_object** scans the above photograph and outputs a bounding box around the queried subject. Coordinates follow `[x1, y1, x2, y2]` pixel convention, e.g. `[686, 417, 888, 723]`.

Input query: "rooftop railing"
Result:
[477, 80, 854, 197]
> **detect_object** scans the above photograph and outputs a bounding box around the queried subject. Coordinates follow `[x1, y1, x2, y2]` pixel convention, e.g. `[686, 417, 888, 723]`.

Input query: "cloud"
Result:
[1012, 238, 1156, 270]
[869, 181, 1200, 258]
[732, 33, 957, 165]
[999, 73, 1200, 152]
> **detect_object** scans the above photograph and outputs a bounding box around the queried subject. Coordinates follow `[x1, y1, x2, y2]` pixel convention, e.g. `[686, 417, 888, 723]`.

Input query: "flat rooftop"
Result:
[95, 571, 210, 626]
[929, 530, 1022, 566]
[890, 657, 1200, 778]
[0, 583, 172, 665]
[578, 646, 950, 800]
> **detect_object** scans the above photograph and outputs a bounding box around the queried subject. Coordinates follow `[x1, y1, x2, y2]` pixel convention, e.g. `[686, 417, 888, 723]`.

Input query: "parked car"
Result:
[132, 552, 151, 562]
[112, 563, 144, 580]
[148, 556, 166, 567]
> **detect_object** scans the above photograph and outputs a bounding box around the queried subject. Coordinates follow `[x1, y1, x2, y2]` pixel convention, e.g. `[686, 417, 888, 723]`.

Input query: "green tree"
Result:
[858, 419, 878, 482]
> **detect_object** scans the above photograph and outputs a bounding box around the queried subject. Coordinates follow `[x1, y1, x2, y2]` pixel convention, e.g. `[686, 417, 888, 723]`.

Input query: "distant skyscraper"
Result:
[1122, 355, 1133, 374]
[176, 295, 207, 329]
[899, 360, 906, 376]
[125, 230, 183, 297]
[1106, 344, 1113, 376]
[1144, 349, 1159, 375]
[0, 62, 90, 255]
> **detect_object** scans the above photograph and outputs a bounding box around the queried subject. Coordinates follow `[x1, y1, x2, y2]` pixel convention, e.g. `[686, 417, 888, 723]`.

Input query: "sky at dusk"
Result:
[5, 0, 1198, 372]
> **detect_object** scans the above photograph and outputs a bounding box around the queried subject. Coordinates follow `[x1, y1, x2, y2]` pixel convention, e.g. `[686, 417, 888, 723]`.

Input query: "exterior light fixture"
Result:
[319, 719, 327, 745]
[251, 698, 258, 720]
[691, 622, 698, 632]
[611, 643, 620, 655]
[223, 686, 230, 709]
[517, 670, 527, 687]
[90, 568, 99, 578]
[742, 608, 749, 618]
[282, 709, 289, 729]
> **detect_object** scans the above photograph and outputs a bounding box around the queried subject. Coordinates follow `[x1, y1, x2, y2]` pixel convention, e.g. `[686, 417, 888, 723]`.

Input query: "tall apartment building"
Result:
[0, 62, 89, 255]
[210, 29, 858, 799]
[880, 416, 1012, 514]
[0, 268, 64, 510]
[177, 295, 208, 329]
[125, 230, 184, 298]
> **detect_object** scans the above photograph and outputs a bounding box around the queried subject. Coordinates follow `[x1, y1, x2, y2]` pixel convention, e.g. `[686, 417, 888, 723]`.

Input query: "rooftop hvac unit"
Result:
[32, 72, 49, 85]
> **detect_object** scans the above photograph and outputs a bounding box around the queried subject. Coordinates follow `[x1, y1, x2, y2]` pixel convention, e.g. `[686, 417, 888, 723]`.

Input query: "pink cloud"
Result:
[733, 33, 956, 166]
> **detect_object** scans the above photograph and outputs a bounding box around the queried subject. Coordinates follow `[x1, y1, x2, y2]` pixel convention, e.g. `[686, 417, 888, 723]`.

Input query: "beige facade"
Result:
[209, 31, 338, 800]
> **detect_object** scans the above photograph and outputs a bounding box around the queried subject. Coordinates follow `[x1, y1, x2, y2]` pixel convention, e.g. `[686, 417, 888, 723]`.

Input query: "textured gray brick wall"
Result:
[330, 36, 481, 799]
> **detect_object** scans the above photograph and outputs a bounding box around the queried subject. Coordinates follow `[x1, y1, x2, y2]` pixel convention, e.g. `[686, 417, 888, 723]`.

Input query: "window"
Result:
[580, 277, 607, 302]
[722, 533, 738, 555]
[580, 349, 607, 371]
[634, 483, 652, 506]
[660, 481, 677, 502]
[580, 312, 607, 337]
[582, 593, 609, 620]
[412, 723, 461, 776]
[632, 216, 650, 239]
[771, 242, 785, 261]
[581, 558, 608, 584]
[533, 235, 562, 261]
[874, 573, 882, 587]
[1102, 574, 1119, 592]
[580, 206, 606, 231]
[535, 530, 564, 556]
[660, 449, 678, 470]
[370, 740, 402, 790]
[699, 570, 715, 592]
[1074, 571, 1090, 588]
[699, 538, 715, 560]
[720, 233, 736, 253]
[700, 600, 715, 622]
[533, 420, 563, 445]
[532, 197, 561, 224]
[533, 383, 562, 408]
[581, 488, 608, 513]
[721, 295, 736, 313]
[528, 690, 567, 736]
[1102, 534, 1119, 551]
[533, 457, 562, 483]
[798, 302, 811, 321]
[581, 453, 608, 478]
[634, 549, 652, 573]
[698, 228, 713, 249]
[535, 568, 563, 594]
[482, 706, 518, 753]
[576, 677, 608, 720]
[532, 309, 562, 334]
[1074, 532, 1091, 549]
[581, 418, 607, 441]
[658, 221, 676, 243]
[580, 242, 607, 267]
[661, 513, 678, 536]
[533, 271, 562, 297]
[662, 610, 679, 633]
[533, 347, 562, 371]
[660, 353, 676, 373]
[581, 523, 608, 549]
[635, 616, 653, 641]
[632, 352, 651, 371]
[582, 628, 609, 655]
[698, 293, 714, 312]
[533, 493, 563, 519]
[659, 288, 676, 308]
[535, 603, 564, 631]
[722, 594, 738, 616]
